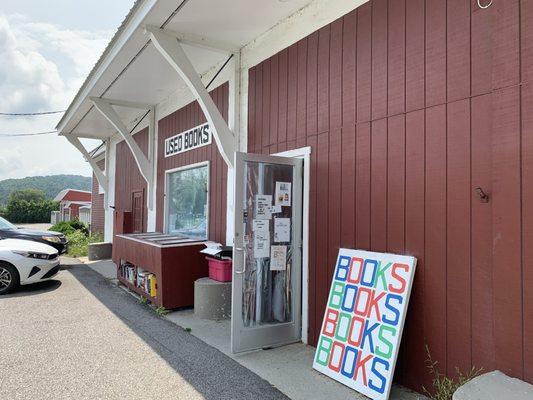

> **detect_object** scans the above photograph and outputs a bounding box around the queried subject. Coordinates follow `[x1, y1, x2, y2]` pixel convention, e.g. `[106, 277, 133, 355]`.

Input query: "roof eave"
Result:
[56, 0, 157, 134]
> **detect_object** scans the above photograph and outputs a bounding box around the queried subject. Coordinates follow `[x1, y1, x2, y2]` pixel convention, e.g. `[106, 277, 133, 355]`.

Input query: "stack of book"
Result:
[137, 268, 157, 298]
[122, 263, 136, 284]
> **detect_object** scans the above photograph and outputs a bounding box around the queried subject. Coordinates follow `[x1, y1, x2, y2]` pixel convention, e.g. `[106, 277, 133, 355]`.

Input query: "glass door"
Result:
[232, 152, 303, 353]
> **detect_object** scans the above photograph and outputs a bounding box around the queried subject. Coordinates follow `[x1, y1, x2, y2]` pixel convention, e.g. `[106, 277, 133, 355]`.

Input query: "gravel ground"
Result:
[0, 261, 288, 400]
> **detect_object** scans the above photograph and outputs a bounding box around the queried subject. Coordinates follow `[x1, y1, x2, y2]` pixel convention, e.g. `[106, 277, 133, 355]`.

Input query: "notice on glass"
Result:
[253, 219, 269, 234]
[275, 182, 292, 206]
[270, 245, 287, 271]
[255, 195, 272, 219]
[274, 218, 291, 243]
[267, 205, 282, 214]
[254, 233, 270, 258]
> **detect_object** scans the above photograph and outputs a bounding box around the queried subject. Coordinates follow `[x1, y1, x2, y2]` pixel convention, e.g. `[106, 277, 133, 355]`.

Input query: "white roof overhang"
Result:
[56, 0, 317, 140]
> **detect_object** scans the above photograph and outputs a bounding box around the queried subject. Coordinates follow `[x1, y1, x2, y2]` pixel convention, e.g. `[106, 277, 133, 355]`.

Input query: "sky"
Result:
[0, 0, 134, 181]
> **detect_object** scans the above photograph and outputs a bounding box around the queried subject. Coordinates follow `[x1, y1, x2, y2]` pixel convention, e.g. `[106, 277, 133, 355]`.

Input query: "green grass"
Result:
[422, 345, 483, 400]
[155, 306, 170, 316]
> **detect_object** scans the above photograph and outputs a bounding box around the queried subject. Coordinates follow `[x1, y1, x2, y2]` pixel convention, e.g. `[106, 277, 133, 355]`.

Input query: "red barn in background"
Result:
[53, 189, 92, 223]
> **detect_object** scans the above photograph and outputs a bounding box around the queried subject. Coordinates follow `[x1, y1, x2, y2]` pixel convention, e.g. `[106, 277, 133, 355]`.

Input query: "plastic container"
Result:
[206, 257, 232, 282]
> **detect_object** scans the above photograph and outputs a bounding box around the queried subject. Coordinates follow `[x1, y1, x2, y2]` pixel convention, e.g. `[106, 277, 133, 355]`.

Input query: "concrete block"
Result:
[194, 277, 231, 320]
[88, 242, 112, 261]
[453, 370, 533, 400]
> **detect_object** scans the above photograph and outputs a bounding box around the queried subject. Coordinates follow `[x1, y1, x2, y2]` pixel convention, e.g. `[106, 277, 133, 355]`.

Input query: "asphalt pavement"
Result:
[0, 260, 288, 400]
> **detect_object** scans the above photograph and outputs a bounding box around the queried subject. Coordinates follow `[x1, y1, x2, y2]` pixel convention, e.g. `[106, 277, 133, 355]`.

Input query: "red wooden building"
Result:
[60, 0, 533, 393]
[54, 189, 92, 222]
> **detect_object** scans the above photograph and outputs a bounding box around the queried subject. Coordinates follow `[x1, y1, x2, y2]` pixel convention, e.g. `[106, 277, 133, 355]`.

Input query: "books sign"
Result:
[313, 249, 416, 400]
[164, 123, 212, 157]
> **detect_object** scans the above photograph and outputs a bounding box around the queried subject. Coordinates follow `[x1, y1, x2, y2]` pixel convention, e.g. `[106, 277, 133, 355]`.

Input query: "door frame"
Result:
[272, 146, 311, 344]
[231, 151, 304, 353]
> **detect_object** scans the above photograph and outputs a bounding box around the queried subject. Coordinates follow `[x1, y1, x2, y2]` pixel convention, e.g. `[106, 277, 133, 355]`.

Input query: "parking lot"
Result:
[0, 259, 287, 400]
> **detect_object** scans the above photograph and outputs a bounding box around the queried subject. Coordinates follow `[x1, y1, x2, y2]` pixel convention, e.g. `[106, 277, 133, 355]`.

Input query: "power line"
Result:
[0, 110, 66, 116]
[0, 130, 58, 137]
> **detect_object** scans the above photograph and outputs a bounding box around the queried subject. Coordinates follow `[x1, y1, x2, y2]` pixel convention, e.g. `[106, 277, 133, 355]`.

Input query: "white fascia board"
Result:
[56, 0, 158, 133]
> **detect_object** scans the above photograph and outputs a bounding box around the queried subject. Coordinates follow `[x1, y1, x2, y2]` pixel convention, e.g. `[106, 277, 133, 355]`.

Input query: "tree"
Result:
[8, 189, 46, 203]
[2, 190, 59, 223]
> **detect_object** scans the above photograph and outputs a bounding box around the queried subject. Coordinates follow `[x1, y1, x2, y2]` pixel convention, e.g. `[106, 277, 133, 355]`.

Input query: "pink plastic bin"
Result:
[206, 257, 232, 282]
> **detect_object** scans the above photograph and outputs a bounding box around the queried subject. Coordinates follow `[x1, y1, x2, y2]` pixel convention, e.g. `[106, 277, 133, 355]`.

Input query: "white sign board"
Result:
[313, 249, 417, 400]
[164, 123, 212, 157]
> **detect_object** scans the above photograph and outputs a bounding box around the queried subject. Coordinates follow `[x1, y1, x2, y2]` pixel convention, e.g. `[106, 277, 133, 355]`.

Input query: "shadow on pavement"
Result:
[67, 263, 288, 400]
[2, 279, 62, 298]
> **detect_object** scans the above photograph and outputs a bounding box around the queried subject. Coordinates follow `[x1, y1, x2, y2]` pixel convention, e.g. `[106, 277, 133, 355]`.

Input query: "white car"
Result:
[0, 238, 60, 295]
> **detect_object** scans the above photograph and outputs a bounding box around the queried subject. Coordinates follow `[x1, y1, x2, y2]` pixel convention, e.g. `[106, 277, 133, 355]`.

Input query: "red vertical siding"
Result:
[246, 0, 532, 390]
[522, 0, 533, 383]
[156, 84, 228, 245]
[115, 129, 148, 233]
[424, 104, 447, 376]
[446, 99, 472, 376]
[471, 93, 495, 372]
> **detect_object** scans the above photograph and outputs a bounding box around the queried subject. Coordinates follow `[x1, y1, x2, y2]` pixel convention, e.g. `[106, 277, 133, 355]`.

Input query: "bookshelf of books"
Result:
[113, 233, 209, 309]
[118, 262, 158, 303]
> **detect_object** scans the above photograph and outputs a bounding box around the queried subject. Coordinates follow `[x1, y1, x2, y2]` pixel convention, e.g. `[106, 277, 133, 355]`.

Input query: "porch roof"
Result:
[56, 0, 316, 140]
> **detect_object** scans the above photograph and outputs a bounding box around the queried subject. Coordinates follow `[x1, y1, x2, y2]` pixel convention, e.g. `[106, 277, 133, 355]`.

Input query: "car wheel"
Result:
[0, 262, 19, 295]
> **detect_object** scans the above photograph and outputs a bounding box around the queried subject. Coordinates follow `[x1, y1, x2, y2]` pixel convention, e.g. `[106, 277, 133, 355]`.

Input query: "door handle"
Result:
[234, 247, 247, 274]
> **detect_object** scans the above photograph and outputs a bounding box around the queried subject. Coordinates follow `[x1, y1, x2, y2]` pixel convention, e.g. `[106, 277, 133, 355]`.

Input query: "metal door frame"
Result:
[231, 151, 303, 353]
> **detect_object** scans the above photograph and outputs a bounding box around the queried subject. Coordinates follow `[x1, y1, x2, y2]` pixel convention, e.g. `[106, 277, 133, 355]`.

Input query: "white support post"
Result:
[146, 26, 235, 168]
[147, 105, 157, 230]
[225, 53, 241, 245]
[66, 135, 108, 196]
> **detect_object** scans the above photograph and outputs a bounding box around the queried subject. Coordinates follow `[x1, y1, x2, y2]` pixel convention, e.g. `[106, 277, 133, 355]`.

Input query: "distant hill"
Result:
[0, 175, 92, 205]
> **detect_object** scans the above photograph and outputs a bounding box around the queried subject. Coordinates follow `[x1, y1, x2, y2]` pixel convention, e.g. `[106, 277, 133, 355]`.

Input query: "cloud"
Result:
[0, 13, 113, 181]
[0, 16, 66, 112]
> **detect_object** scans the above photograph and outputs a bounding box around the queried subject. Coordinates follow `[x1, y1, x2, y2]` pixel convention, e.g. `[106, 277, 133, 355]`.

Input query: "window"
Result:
[166, 164, 208, 239]
[0, 217, 16, 230]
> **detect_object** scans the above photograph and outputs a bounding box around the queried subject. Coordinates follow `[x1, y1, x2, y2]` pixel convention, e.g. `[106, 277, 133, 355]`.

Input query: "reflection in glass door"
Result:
[232, 152, 303, 353]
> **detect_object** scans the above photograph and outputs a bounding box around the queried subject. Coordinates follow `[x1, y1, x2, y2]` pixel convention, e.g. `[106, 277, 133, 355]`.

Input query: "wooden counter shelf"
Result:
[113, 233, 209, 309]
[117, 275, 157, 304]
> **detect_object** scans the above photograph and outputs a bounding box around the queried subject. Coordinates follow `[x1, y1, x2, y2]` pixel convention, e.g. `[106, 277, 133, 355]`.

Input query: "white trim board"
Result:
[273, 146, 311, 344]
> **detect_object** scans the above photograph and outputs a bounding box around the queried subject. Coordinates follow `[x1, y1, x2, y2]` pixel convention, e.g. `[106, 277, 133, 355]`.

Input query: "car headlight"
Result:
[42, 236, 61, 243]
[12, 250, 51, 260]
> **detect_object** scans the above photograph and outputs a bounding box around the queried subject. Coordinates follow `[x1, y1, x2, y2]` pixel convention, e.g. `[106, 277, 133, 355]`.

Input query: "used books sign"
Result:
[313, 249, 416, 400]
[164, 123, 212, 157]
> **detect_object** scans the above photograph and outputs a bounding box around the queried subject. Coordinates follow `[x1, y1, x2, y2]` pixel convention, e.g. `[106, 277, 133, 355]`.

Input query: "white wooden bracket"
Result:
[146, 26, 235, 168]
[144, 26, 239, 55]
[90, 96, 156, 210]
[66, 135, 109, 210]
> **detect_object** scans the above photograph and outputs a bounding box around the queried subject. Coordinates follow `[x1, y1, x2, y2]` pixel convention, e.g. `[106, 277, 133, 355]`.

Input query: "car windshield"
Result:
[0, 217, 16, 230]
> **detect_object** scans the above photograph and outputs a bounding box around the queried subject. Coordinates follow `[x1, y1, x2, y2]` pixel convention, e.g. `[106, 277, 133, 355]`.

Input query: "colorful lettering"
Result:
[388, 263, 409, 294]
[313, 250, 415, 399]
[341, 284, 358, 313]
[368, 357, 389, 394]
[322, 308, 339, 337]
[335, 255, 351, 281]
[360, 259, 378, 287]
